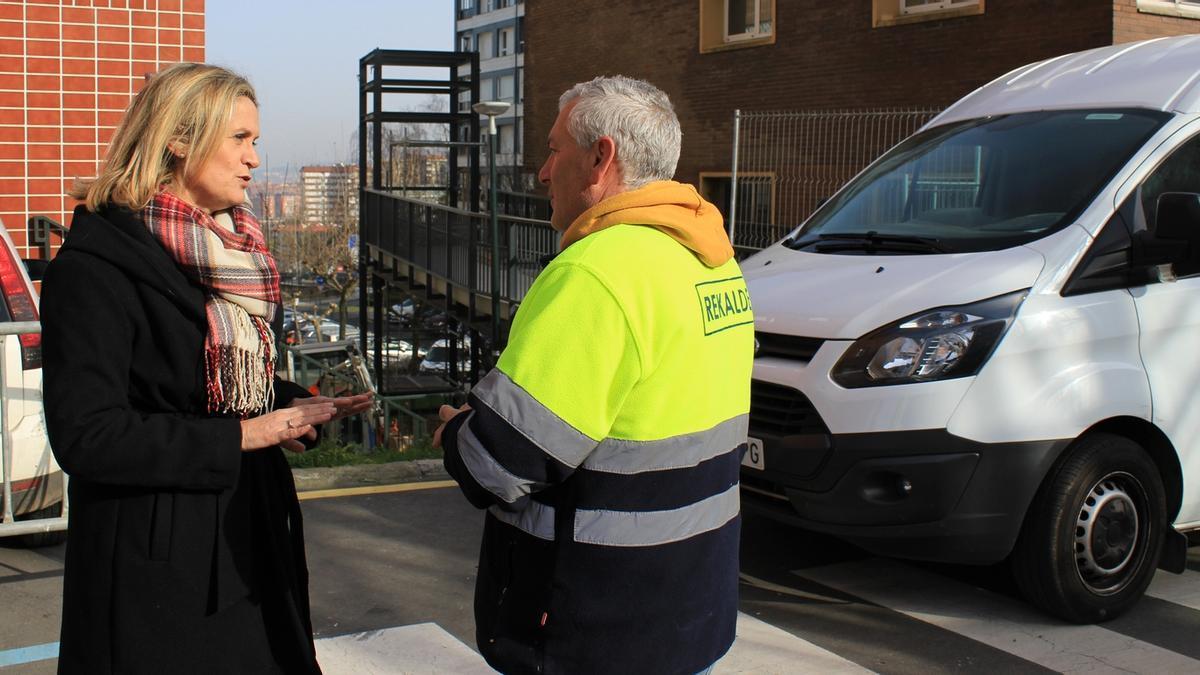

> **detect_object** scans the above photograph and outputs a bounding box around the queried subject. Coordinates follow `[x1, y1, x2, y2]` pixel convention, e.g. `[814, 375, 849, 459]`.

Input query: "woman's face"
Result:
[171, 96, 260, 213]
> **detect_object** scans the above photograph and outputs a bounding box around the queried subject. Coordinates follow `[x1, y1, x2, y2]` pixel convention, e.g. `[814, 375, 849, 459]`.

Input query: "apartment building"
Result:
[301, 164, 358, 226]
[0, 0, 204, 259]
[455, 0, 526, 190]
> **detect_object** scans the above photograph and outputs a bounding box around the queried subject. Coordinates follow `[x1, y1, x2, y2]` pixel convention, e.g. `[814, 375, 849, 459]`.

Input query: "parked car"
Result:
[0, 223, 64, 547]
[417, 337, 473, 377]
[741, 36, 1200, 624]
[388, 299, 414, 319]
[300, 318, 359, 344]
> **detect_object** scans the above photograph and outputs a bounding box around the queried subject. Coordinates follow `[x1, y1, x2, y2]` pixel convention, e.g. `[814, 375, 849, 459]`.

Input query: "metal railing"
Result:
[361, 188, 556, 306]
[286, 341, 437, 450]
[0, 321, 68, 539]
[376, 396, 430, 450]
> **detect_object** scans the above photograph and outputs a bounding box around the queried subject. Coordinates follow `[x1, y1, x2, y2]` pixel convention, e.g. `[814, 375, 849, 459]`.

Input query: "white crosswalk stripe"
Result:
[315, 623, 494, 674]
[716, 611, 872, 674]
[800, 558, 1200, 674]
[1146, 567, 1200, 612]
[312, 612, 874, 675]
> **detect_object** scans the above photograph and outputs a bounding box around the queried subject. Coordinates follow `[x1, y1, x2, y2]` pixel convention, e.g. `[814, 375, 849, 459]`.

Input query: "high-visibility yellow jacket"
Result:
[444, 181, 753, 675]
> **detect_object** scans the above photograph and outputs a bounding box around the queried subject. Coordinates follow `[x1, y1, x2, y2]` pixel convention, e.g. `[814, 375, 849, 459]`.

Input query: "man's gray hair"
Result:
[559, 75, 681, 189]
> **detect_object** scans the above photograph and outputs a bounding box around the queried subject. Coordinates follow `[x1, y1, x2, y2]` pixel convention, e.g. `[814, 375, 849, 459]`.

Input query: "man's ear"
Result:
[588, 136, 618, 184]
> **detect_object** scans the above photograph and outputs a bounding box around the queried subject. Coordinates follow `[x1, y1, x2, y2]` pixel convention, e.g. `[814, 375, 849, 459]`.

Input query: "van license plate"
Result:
[742, 437, 765, 471]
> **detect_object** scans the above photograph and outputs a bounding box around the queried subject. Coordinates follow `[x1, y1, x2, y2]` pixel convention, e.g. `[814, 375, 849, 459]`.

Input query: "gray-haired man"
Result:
[436, 75, 753, 674]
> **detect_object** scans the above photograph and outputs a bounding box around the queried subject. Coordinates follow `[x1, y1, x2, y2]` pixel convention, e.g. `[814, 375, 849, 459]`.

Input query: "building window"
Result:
[478, 32, 494, 58]
[499, 28, 514, 56]
[458, 32, 472, 52]
[726, 0, 773, 42]
[900, 0, 977, 14]
[700, 0, 775, 53]
[498, 75, 515, 102]
[1137, 0, 1200, 19]
[499, 125, 515, 154]
[873, 0, 983, 27]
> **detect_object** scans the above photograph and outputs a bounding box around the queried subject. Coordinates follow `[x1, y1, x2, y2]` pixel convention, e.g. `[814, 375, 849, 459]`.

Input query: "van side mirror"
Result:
[1155, 192, 1200, 240]
[1130, 192, 1200, 275]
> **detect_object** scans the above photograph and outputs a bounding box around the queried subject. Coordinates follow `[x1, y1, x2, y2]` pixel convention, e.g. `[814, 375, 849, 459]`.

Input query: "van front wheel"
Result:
[1011, 433, 1165, 623]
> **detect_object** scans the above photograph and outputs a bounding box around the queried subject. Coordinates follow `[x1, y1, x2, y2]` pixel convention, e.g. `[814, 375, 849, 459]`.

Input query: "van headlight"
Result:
[831, 290, 1028, 388]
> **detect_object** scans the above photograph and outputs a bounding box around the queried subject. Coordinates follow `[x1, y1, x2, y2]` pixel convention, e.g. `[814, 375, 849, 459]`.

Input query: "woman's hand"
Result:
[240, 402, 336, 452]
[290, 392, 374, 422]
[271, 392, 375, 453]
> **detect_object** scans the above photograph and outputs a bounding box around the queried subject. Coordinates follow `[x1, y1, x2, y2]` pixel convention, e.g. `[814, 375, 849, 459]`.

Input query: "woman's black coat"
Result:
[41, 205, 320, 674]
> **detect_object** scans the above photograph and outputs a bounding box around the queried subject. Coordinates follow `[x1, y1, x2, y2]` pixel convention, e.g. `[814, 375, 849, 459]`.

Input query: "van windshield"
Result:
[788, 109, 1169, 255]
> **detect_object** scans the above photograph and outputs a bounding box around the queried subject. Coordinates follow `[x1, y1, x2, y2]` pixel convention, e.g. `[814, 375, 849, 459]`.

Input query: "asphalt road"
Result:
[4, 483, 1200, 673]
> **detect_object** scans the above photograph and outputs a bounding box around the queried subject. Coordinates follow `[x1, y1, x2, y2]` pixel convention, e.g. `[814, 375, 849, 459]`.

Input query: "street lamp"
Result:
[472, 100, 511, 356]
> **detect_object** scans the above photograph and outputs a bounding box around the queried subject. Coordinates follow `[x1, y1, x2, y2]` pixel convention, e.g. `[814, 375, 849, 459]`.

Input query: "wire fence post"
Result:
[729, 109, 741, 249]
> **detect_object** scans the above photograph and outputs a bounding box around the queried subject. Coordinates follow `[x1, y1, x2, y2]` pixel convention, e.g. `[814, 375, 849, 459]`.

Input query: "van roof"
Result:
[931, 35, 1200, 127]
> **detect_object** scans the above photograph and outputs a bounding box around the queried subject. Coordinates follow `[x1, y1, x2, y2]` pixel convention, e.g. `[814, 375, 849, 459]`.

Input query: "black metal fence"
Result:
[361, 188, 557, 307]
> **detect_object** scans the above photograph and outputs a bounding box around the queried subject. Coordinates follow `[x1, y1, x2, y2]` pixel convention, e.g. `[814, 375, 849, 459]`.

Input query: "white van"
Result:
[0, 224, 63, 547]
[742, 35, 1200, 623]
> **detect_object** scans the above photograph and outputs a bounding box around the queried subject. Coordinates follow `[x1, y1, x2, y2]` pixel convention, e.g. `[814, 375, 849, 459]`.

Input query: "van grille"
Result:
[755, 332, 824, 363]
[750, 380, 830, 436]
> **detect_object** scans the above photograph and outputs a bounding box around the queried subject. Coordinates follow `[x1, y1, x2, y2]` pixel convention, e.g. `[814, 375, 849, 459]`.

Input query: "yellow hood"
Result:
[560, 180, 734, 268]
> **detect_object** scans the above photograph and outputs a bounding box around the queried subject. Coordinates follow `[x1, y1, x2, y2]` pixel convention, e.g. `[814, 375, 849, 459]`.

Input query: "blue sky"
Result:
[206, 1, 453, 181]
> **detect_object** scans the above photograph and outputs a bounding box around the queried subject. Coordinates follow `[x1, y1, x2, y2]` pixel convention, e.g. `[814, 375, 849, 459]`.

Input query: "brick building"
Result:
[522, 0, 1200, 217]
[0, 0, 204, 260]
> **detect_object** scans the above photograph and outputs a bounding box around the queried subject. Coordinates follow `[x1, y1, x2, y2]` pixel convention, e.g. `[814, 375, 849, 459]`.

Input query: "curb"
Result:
[293, 459, 451, 492]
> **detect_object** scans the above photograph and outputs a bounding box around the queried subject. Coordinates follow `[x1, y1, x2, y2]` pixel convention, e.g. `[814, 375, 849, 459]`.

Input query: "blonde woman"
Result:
[41, 63, 369, 674]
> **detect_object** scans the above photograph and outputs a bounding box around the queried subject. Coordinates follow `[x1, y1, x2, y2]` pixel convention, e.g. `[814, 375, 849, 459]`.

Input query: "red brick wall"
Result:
[524, 0, 1119, 189]
[1113, 0, 1200, 43]
[0, 0, 204, 259]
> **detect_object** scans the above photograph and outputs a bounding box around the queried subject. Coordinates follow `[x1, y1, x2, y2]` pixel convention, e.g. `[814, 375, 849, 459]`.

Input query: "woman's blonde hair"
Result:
[72, 63, 257, 211]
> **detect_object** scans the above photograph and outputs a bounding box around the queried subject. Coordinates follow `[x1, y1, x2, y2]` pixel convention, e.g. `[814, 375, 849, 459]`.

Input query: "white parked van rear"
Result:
[742, 35, 1200, 623]
[0, 223, 63, 547]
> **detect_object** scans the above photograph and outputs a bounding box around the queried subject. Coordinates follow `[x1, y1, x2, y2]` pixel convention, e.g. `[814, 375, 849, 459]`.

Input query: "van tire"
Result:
[12, 503, 68, 548]
[1011, 433, 1165, 623]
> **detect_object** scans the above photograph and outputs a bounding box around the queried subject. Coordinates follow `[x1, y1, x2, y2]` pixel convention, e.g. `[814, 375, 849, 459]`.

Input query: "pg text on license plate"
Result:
[741, 436, 764, 471]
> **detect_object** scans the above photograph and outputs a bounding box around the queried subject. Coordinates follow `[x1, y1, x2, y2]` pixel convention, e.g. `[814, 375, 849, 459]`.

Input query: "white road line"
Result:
[800, 559, 1200, 674]
[313, 613, 871, 675]
[315, 623, 493, 674]
[1146, 567, 1200, 612]
[717, 612, 873, 674]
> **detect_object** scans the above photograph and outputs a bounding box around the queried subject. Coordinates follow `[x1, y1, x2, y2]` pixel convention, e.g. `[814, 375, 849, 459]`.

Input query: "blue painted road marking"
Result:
[0, 641, 59, 667]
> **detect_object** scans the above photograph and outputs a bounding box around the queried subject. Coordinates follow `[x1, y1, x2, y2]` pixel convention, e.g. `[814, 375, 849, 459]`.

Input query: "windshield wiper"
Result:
[787, 231, 950, 254]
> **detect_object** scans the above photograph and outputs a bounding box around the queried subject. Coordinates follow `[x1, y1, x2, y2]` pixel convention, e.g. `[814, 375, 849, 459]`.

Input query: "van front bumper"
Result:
[740, 429, 1071, 564]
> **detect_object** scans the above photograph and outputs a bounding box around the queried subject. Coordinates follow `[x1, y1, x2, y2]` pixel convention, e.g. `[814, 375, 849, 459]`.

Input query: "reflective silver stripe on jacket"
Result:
[457, 413, 546, 505]
[473, 369, 598, 468]
[489, 501, 556, 541]
[581, 415, 749, 475]
[489, 484, 740, 548]
[573, 484, 740, 547]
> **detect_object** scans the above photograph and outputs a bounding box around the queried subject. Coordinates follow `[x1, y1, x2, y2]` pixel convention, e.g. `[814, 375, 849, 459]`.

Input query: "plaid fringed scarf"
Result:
[142, 190, 281, 416]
